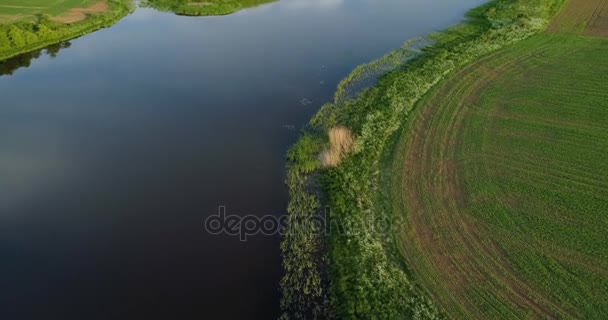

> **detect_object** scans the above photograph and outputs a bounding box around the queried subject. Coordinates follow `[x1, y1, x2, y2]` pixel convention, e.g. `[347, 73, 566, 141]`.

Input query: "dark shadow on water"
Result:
[0, 42, 71, 76]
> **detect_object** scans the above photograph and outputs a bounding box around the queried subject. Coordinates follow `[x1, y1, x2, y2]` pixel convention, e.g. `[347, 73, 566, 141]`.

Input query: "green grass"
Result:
[141, 0, 276, 16]
[390, 33, 608, 318]
[0, 0, 133, 61]
[0, 0, 101, 23]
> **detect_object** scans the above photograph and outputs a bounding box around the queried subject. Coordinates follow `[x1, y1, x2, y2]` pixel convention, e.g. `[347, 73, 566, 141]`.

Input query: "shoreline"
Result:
[0, 0, 133, 62]
[280, 0, 567, 318]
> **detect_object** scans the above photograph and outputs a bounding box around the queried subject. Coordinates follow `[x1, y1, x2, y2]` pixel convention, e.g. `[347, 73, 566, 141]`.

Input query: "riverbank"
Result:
[140, 0, 275, 16]
[0, 0, 133, 62]
[280, 0, 569, 318]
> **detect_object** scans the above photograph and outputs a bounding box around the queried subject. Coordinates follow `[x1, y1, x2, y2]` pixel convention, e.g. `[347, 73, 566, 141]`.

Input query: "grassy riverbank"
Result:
[141, 0, 275, 16]
[277, 0, 608, 318]
[0, 0, 133, 61]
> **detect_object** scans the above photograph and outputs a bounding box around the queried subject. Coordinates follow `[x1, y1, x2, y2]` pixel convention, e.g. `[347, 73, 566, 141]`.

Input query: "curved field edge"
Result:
[390, 33, 608, 318]
[388, 1, 608, 316]
[386, 5, 608, 319]
[0, 0, 133, 62]
[279, 0, 566, 318]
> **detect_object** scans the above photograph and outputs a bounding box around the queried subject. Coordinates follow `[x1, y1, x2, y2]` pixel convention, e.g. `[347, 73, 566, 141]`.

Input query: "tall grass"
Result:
[320, 127, 354, 168]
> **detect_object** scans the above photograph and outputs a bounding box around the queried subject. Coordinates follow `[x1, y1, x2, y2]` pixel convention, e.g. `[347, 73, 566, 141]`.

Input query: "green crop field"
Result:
[390, 0, 608, 318]
[0, 0, 102, 23]
[0, 0, 131, 61]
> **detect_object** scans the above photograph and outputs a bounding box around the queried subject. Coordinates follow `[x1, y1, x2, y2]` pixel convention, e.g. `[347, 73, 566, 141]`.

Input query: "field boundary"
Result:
[547, 0, 608, 37]
[51, 1, 110, 24]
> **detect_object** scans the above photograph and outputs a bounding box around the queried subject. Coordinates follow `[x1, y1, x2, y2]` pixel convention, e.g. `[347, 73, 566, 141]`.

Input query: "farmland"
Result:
[0, 0, 132, 61]
[0, 0, 104, 23]
[390, 0, 608, 318]
[547, 0, 608, 36]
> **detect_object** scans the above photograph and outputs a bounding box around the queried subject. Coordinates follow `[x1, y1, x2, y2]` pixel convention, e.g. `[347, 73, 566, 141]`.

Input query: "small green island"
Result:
[0, 0, 134, 61]
[140, 0, 276, 16]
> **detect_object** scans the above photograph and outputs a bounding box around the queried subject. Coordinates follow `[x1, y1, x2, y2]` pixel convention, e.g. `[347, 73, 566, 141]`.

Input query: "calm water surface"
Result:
[0, 0, 485, 318]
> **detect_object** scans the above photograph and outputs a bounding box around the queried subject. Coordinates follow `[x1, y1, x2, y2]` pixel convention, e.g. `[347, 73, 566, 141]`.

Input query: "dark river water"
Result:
[0, 0, 485, 318]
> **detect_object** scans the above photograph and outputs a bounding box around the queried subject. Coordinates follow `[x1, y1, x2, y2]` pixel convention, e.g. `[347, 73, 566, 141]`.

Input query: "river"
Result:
[0, 0, 485, 318]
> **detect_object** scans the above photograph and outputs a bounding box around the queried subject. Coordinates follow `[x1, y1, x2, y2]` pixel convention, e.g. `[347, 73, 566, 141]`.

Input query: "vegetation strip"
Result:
[140, 0, 276, 16]
[0, 0, 133, 62]
[276, 0, 608, 318]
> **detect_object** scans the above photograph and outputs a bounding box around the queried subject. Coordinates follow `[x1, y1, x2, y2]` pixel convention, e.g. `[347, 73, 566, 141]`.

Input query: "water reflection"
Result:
[283, 0, 344, 10]
[0, 42, 71, 76]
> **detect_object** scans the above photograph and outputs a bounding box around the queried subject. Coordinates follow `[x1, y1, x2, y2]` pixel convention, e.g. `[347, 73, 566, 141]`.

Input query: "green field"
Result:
[141, 0, 276, 16]
[0, 0, 132, 61]
[0, 0, 103, 23]
[390, 0, 608, 318]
